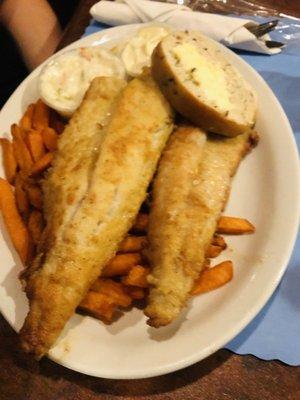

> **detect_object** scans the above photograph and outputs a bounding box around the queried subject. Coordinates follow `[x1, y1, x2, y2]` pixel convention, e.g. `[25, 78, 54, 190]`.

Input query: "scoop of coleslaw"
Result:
[39, 47, 126, 117]
[121, 26, 170, 77]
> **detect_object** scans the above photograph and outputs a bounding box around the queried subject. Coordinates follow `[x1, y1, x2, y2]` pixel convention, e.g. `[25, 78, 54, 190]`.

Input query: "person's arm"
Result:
[0, 0, 62, 70]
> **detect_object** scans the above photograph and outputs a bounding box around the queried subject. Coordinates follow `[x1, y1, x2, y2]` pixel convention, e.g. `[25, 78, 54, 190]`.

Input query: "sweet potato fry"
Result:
[0, 138, 17, 183]
[30, 152, 53, 176]
[91, 279, 132, 308]
[26, 131, 45, 162]
[124, 286, 146, 300]
[79, 291, 116, 321]
[102, 253, 142, 277]
[211, 235, 227, 249]
[11, 123, 25, 139]
[26, 240, 36, 266]
[118, 235, 147, 253]
[53, 120, 65, 135]
[0, 178, 29, 263]
[49, 109, 65, 134]
[32, 99, 49, 131]
[191, 260, 233, 295]
[28, 210, 44, 245]
[19, 104, 35, 131]
[217, 216, 255, 235]
[132, 213, 149, 232]
[206, 244, 224, 258]
[24, 183, 43, 209]
[11, 124, 33, 173]
[121, 265, 150, 288]
[41, 127, 58, 151]
[14, 174, 30, 219]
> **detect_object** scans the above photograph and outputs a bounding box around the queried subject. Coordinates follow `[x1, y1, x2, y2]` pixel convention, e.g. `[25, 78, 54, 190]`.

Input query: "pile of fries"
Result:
[0, 100, 255, 323]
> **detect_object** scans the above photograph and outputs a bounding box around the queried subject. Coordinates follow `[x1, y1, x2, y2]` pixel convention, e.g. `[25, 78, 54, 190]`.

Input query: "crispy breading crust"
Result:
[145, 127, 254, 327]
[20, 75, 174, 358]
[22, 77, 127, 283]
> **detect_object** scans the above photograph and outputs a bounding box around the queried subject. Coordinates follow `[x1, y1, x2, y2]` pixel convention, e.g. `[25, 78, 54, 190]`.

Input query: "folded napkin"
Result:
[90, 0, 281, 54]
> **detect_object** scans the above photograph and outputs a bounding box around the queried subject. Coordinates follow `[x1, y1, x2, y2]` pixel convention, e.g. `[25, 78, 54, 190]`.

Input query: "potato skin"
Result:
[151, 42, 253, 138]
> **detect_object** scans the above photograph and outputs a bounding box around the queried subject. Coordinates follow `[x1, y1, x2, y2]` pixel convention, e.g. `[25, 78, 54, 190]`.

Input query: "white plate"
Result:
[0, 24, 299, 379]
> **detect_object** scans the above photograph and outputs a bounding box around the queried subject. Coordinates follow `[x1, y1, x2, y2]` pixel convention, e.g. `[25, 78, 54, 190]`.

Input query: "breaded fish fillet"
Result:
[43, 77, 127, 253]
[20, 74, 174, 358]
[145, 126, 253, 327]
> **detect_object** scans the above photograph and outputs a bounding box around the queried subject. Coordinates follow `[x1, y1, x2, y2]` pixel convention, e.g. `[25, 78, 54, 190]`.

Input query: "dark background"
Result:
[0, 0, 80, 108]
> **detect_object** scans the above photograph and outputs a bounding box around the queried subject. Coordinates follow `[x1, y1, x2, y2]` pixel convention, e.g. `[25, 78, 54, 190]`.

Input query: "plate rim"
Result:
[0, 23, 299, 379]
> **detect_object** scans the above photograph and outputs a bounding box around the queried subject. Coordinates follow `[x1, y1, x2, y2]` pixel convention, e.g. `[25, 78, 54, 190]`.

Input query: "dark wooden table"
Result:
[1, 1, 300, 399]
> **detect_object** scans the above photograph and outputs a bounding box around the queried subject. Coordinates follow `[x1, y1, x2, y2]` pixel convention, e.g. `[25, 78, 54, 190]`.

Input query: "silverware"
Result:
[247, 20, 279, 38]
[247, 20, 284, 48]
[265, 40, 285, 49]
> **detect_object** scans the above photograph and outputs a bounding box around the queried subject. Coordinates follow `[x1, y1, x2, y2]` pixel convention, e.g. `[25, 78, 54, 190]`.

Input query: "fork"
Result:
[247, 20, 284, 48]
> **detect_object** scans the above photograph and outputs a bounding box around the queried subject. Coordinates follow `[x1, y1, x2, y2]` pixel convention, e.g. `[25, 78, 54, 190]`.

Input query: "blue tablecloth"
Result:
[84, 18, 300, 365]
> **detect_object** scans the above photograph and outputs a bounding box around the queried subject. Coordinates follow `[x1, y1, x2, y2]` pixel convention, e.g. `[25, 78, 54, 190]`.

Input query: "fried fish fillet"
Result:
[145, 126, 254, 327]
[43, 77, 127, 253]
[20, 74, 174, 358]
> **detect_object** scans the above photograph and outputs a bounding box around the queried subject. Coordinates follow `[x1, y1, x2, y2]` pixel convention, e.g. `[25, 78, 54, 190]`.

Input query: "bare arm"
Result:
[1, 0, 62, 70]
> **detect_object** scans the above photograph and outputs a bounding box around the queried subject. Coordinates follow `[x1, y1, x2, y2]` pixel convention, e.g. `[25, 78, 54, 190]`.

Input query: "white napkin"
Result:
[90, 0, 281, 55]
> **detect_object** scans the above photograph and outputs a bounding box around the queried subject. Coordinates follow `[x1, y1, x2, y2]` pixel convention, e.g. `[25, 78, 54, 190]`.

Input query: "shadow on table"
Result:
[39, 349, 232, 396]
[1, 315, 231, 397]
